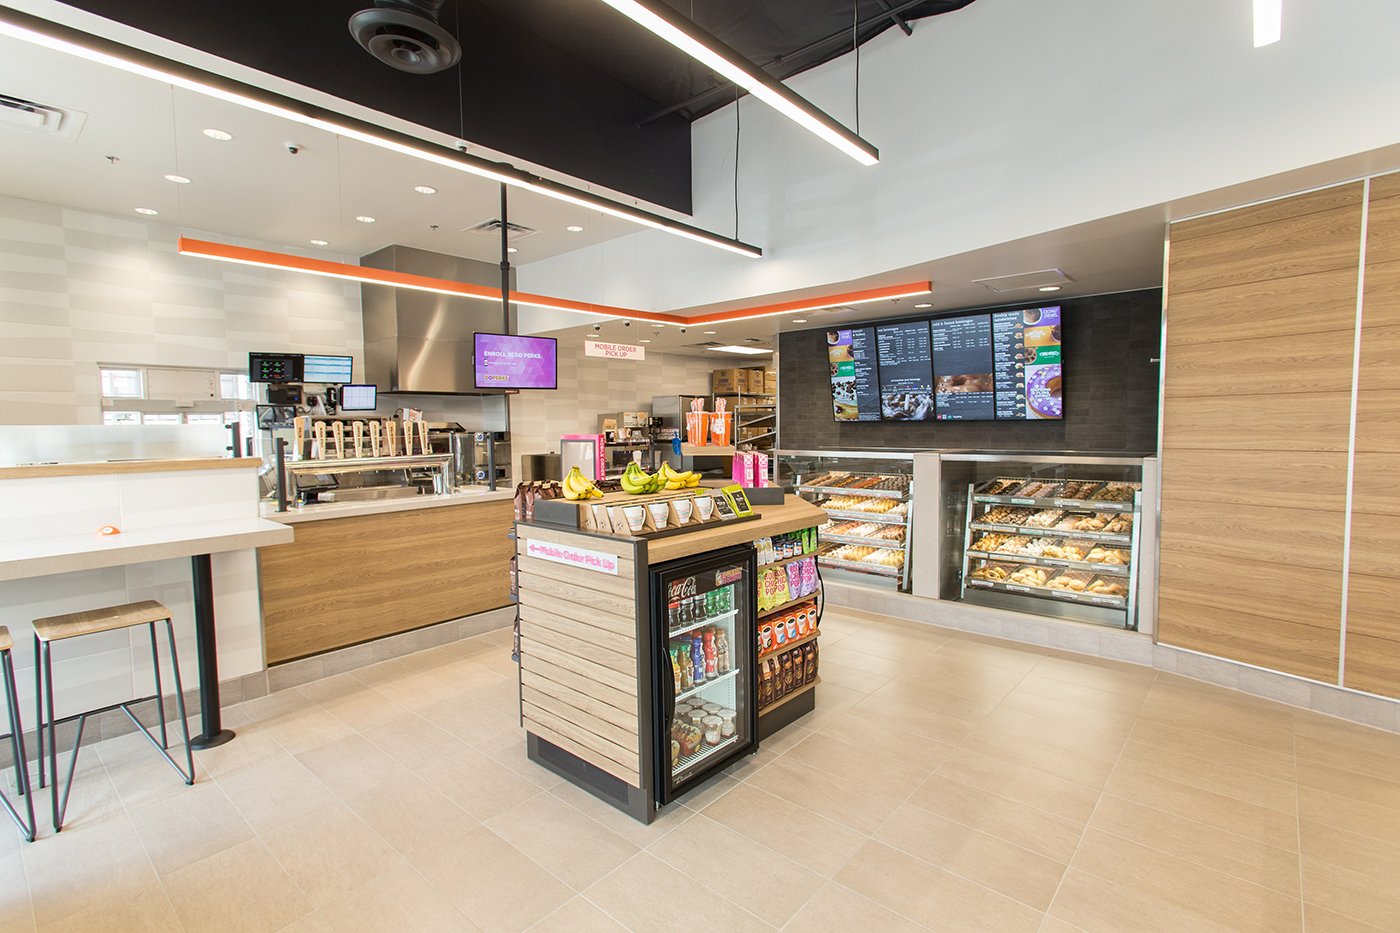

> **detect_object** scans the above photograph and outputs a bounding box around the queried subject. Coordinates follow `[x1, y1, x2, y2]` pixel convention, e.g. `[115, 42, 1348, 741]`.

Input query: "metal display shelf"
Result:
[823, 533, 906, 549]
[674, 667, 740, 705]
[966, 577, 1128, 609]
[798, 483, 906, 500]
[820, 508, 907, 524]
[968, 522, 1132, 545]
[759, 676, 820, 717]
[818, 552, 903, 577]
[964, 550, 1130, 576]
[972, 494, 1134, 513]
[672, 733, 739, 779]
[668, 609, 738, 639]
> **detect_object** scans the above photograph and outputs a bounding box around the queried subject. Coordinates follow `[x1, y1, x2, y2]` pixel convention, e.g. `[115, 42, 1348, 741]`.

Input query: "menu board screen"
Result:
[931, 314, 996, 420]
[828, 327, 881, 421]
[875, 321, 935, 420]
[992, 305, 1063, 420]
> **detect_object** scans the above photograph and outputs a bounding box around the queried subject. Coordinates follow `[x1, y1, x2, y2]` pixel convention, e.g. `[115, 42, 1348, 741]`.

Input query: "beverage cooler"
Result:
[650, 545, 758, 804]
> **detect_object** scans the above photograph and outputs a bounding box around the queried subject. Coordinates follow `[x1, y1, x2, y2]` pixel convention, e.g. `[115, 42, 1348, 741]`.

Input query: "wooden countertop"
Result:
[0, 457, 261, 480]
[261, 487, 515, 524]
[644, 496, 827, 564]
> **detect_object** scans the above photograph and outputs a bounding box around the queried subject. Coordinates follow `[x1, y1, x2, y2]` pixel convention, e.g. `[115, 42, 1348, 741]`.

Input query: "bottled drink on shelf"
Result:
[690, 635, 706, 686]
[703, 629, 717, 678]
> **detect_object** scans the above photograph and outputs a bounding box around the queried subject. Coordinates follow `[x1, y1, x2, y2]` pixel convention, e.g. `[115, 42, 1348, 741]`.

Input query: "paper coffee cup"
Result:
[673, 498, 693, 523]
[648, 502, 671, 528]
[591, 504, 611, 532]
[623, 505, 646, 533]
[694, 495, 714, 520]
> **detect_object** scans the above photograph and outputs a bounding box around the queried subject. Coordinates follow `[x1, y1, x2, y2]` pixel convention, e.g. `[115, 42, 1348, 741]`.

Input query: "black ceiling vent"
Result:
[348, 1, 461, 74]
[463, 218, 538, 240]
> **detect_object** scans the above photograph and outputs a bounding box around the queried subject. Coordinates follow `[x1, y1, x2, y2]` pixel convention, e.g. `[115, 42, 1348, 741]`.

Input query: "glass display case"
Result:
[776, 450, 914, 591]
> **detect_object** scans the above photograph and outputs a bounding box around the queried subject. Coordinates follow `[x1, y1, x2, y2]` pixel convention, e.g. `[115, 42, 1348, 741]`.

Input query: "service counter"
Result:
[258, 487, 515, 663]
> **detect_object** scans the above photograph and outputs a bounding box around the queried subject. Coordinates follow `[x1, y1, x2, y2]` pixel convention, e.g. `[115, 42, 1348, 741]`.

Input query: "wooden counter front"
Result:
[258, 497, 513, 663]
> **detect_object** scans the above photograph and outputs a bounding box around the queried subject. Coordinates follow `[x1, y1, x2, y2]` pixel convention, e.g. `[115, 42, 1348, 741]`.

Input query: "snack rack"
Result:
[959, 477, 1142, 628]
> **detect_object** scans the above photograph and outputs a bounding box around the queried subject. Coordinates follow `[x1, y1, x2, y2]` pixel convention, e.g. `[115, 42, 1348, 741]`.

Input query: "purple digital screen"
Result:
[473, 333, 558, 390]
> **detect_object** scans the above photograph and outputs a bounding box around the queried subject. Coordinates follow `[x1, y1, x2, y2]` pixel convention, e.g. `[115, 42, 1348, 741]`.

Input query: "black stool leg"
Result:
[33, 635, 43, 791]
[165, 619, 195, 784]
[42, 641, 58, 833]
[1, 649, 35, 842]
[148, 622, 169, 750]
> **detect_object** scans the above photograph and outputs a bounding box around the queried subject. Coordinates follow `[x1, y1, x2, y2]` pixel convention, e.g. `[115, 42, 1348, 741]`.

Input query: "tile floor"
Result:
[2, 607, 1399, 932]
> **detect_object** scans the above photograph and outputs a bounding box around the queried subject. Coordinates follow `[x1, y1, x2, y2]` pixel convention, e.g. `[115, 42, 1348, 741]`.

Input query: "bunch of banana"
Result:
[620, 462, 659, 495]
[659, 463, 701, 490]
[562, 466, 604, 500]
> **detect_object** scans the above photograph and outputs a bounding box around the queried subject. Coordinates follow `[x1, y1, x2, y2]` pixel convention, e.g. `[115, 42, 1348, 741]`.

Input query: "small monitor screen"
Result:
[474, 333, 558, 390]
[339, 384, 377, 411]
[248, 352, 303, 383]
[303, 354, 353, 384]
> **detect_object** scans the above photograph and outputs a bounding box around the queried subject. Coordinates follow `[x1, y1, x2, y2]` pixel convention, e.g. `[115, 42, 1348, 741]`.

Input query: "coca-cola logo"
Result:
[668, 576, 697, 600]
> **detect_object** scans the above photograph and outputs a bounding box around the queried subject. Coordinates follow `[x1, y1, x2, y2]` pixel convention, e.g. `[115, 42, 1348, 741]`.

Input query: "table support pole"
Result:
[189, 553, 235, 749]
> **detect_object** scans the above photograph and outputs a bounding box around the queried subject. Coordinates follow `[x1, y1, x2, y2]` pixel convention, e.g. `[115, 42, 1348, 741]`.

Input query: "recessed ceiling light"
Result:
[201, 128, 233, 141]
[355, 215, 376, 224]
[914, 302, 932, 309]
[164, 173, 191, 184]
[310, 239, 329, 246]
[703, 330, 717, 335]
[133, 207, 159, 215]
[1253, 0, 1282, 47]
[791, 318, 807, 324]
[413, 185, 437, 195]
[507, 247, 518, 254]
[708, 345, 773, 355]
[566, 225, 584, 233]
[639, 339, 652, 343]
[1038, 285, 1061, 293]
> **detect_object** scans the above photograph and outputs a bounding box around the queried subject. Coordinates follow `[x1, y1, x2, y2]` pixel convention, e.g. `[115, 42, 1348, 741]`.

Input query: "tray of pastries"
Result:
[970, 532, 1007, 551]
[1084, 546, 1131, 566]
[825, 544, 875, 562]
[866, 548, 905, 568]
[1103, 514, 1133, 534]
[1025, 509, 1065, 528]
[980, 505, 1033, 525]
[1087, 578, 1129, 597]
[1090, 482, 1140, 502]
[969, 562, 1014, 582]
[1046, 569, 1095, 592]
[1057, 480, 1104, 500]
[974, 477, 1025, 495]
[1007, 565, 1051, 588]
[1040, 539, 1093, 562]
[821, 495, 900, 514]
[1009, 480, 1062, 498]
[1052, 512, 1127, 533]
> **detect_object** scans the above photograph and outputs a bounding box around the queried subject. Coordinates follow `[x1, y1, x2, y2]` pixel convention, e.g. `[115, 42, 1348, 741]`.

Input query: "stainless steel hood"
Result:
[360, 245, 515, 395]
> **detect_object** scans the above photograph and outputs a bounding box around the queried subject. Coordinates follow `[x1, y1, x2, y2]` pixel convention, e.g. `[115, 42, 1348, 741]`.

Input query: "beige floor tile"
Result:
[1127, 717, 1296, 779]
[834, 629, 949, 663]
[485, 791, 638, 891]
[780, 730, 935, 794]
[1300, 816, 1400, 878]
[935, 746, 1101, 823]
[98, 735, 196, 811]
[528, 896, 628, 933]
[816, 644, 911, 678]
[958, 728, 1118, 791]
[936, 638, 1047, 673]
[1089, 794, 1300, 897]
[1102, 763, 1299, 851]
[161, 838, 311, 933]
[1302, 854, 1400, 930]
[407, 825, 572, 931]
[812, 657, 893, 694]
[0, 852, 34, 932]
[676, 771, 741, 811]
[1049, 866, 1237, 933]
[342, 774, 479, 861]
[1071, 828, 1302, 933]
[253, 703, 357, 757]
[649, 812, 822, 926]
[907, 773, 1086, 863]
[975, 706, 1134, 762]
[994, 690, 1141, 736]
[813, 711, 958, 775]
[836, 840, 1043, 932]
[747, 756, 906, 835]
[40, 880, 180, 933]
[1135, 695, 1295, 754]
[782, 881, 927, 933]
[1293, 732, 1400, 782]
[543, 778, 692, 850]
[21, 813, 158, 927]
[306, 680, 410, 732]
[1037, 917, 1088, 933]
[357, 710, 472, 771]
[867, 676, 1007, 719]
[874, 801, 1066, 911]
[414, 743, 542, 821]
[1116, 738, 1298, 813]
[293, 734, 418, 801]
[190, 723, 286, 778]
[1029, 655, 1156, 697]
[1012, 672, 1149, 713]
[1302, 902, 1392, 933]
[128, 781, 254, 876]
[1295, 758, 1400, 812]
[582, 852, 771, 932]
[1297, 783, 1400, 844]
[1292, 710, 1400, 757]
[700, 782, 866, 878]
[418, 696, 526, 755]
[304, 857, 476, 933]
[261, 803, 398, 908]
[485, 737, 565, 791]
[841, 692, 980, 746]
[214, 754, 339, 835]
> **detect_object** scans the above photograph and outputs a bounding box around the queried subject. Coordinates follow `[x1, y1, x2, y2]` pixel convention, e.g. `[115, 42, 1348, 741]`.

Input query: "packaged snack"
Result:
[781, 652, 796, 695]
[785, 612, 799, 643]
[718, 708, 737, 738]
[786, 562, 803, 599]
[773, 616, 789, 647]
[701, 715, 722, 745]
[803, 643, 818, 684]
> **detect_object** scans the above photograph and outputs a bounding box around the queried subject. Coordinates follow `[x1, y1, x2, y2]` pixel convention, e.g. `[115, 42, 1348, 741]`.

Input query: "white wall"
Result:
[518, 0, 1400, 311]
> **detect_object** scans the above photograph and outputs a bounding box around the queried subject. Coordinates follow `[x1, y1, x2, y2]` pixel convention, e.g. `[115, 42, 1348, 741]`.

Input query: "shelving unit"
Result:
[754, 528, 822, 738]
[713, 389, 776, 452]
[794, 469, 912, 590]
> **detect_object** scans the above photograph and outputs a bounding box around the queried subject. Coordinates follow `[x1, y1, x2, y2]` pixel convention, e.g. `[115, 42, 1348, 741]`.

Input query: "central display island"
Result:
[515, 494, 826, 823]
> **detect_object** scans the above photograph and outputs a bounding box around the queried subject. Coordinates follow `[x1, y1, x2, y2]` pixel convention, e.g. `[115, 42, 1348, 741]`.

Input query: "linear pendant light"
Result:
[597, 0, 879, 166]
[0, 6, 762, 259]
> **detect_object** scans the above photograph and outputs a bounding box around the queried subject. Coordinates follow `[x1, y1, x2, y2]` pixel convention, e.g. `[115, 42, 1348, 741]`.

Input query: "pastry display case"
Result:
[776, 450, 913, 591]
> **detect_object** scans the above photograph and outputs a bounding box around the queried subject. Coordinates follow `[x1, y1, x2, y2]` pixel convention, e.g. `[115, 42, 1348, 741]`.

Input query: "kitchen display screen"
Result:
[827, 326, 881, 421]
[473, 333, 558, 390]
[992, 305, 1063, 419]
[338, 384, 377, 411]
[302, 354, 353, 384]
[931, 314, 996, 420]
[248, 352, 303, 384]
[875, 321, 935, 420]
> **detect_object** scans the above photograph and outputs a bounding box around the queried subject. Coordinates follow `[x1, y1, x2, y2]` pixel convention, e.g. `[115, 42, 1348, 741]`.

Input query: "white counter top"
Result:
[0, 517, 293, 582]
[261, 487, 515, 524]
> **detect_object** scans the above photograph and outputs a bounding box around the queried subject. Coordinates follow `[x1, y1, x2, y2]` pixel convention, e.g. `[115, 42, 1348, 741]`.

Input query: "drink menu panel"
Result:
[827, 327, 881, 421]
[992, 305, 1062, 420]
[875, 321, 935, 421]
[931, 314, 995, 420]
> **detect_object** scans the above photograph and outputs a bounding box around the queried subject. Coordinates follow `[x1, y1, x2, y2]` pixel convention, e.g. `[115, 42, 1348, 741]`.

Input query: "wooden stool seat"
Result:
[32, 601, 170, 643]
[0, 626, 10, 653]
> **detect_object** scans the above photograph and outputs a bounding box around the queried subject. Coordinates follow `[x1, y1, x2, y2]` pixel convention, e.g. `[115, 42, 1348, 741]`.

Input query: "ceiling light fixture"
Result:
[914, 302, 932, 309]
[201, 128, 233, 141]
[0, 7, 761, 259]
[791, 318, 807, 324]
[566, 225, 584, 233]
[703, 330, 717, 335]
[310, 239, 329, 246]
[133, 207, 158, 215]
[163, 173, 191, 184]
[640, 339, 652, 343]
[507, 247, 518, 254]
[1254, 0, 1282, 47]
[597, 0, 878, 166]
[354, 215, 376, 223]
[707, 345, 773, 355]
[1038, 285, 1061, 293]
[413, 185, 437, 194]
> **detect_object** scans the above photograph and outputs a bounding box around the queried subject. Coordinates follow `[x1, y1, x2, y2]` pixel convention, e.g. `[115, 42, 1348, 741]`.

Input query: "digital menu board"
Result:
[827, 327, 881, 421]
[875, 321, 935, 421]
[473, 333, 558, 389]
[931, 314, 996, 420]
[992, 305, 1062, 420]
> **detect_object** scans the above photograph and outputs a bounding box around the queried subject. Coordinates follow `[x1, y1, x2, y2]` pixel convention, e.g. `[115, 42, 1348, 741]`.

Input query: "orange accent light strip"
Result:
[689, 281, 933, 324]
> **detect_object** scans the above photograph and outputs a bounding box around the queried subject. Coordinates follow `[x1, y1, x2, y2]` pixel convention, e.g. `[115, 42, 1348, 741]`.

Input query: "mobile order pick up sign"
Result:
[524, 539, 620, 575]
[584, 340, 645, 361]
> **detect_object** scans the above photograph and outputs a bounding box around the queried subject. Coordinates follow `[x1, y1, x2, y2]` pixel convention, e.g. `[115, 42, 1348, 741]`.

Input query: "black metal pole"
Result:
[227, 421, 241, 459]
[487, 433, 497, 491]
[189, 554, 235, 749]
[499, 183, 511, 333]
[275, 437, 288, 513]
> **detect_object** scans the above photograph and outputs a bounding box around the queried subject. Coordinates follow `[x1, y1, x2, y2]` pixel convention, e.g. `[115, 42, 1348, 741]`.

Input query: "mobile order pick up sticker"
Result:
[525, 539, 620, 575]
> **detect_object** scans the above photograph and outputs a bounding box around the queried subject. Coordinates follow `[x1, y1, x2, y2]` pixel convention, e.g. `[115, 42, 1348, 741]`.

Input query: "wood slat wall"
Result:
[515, 530, 642, 786]
[1159, 183, 1364, 683]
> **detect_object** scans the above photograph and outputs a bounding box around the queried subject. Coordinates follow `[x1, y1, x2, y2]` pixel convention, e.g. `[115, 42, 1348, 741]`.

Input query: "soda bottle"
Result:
[690, 635, 706, 685]
[715, 629, 730, 674]
[671, 647, 682, 695]
[667, 596, 680, 630]
[703, 629, 717, 677]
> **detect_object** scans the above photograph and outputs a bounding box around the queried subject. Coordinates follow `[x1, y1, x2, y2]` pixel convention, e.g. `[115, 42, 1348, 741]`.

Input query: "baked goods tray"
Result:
[823, 533, 906, 549]
[964, 550, 1129, 576]
[819, 508, 906, 524]
[966, 578, 1127, 609]
[798, 484, 906, 500]
[816, 554, 903, 576]
[972, 494, 1134, 513]
[969, 522, 1131, 545]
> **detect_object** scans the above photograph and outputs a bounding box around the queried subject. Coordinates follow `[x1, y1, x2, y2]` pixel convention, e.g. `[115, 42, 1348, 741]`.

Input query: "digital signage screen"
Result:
[248, 352, 302, 384]
[827, 326, 881, 421]
[473, 333, 558, 390]
[931, 314, 996, 420]
[302, 354, 353, 384]
[992, 305, 1063, 420]
[875, 321, 935, 421]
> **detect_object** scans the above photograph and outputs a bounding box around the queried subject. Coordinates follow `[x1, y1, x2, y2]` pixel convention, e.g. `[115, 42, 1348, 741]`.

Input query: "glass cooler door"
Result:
[652, 545, 758, 804]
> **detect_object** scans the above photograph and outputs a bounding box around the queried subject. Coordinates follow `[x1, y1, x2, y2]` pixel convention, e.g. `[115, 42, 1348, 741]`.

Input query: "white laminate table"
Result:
[0, 518, 293, 747]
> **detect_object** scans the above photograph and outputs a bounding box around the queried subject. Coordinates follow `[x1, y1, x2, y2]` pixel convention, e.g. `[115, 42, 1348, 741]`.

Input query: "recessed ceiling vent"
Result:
[463, 218, 539, 241]
[0, 94, 86, 140]
[687, 341, 727, 348]
[971, 268, 1074, 293]
[349, 1, 462, 75]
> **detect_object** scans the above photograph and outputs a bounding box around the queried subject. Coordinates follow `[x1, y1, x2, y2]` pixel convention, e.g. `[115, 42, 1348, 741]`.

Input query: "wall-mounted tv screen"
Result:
[992, 305, 1062, 420]
[875, 320, 935, 421]
[932, 313, 996, 420]
[248, 352, 302, 384]
[828, 327, 881, 421]
[473, 333, 558, 390]
[303, 354, 353, 384]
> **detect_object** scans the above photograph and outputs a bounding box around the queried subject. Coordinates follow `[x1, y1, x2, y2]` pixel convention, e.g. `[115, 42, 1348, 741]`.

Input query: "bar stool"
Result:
[33, 600, 195, 832]
[0, 627, 35, 842]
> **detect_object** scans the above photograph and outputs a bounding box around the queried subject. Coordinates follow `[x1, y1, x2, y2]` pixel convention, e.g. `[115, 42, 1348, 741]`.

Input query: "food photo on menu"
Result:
[828, 327, 881, 421]
[876, 320, 936, 421]
[1021, 306, 1064, 420]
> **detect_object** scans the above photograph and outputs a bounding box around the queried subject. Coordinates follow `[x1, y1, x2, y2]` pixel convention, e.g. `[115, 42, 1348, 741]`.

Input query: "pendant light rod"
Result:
[0, 6, 762, 259]
[499, 183, 511, 332]
[597, 0, 879, 166]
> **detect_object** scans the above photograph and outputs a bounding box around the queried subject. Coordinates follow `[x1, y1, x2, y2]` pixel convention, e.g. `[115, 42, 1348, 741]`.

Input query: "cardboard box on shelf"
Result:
[764, 372, 777, 393]
[712, 368, 742, 394]
[742, 369, 766, 394]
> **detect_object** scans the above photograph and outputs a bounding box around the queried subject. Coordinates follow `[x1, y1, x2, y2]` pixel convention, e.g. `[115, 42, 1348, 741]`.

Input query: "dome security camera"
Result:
[680, 328, 687, 334]
[592, 323, 601, 332]
[623, 320, 630, 327]
[285, 143, 302, 155]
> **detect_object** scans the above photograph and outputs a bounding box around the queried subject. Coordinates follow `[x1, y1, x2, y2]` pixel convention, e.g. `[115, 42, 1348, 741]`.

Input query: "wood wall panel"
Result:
[1164, 268, 1360, 346]
[1163, 329, 1356, 397]
[1159, 501, 1345, 573]
[1340, 635, 1400, 697]
[1169, 202, 1363, 294]
[258, 500, 513, 663]
[1171, 184, 1362, 243]
[1161, 392, 1352, 452]
[1159, 449, 1348, 512]
[1368, 171, 1400, 202]
[1158, 551, 1342, 630]
[1366, 194, 1400, 264]
[1158, 597, 1340, 683]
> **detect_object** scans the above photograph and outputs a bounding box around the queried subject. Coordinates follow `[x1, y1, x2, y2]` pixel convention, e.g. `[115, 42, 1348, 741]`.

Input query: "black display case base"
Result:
[758, 687, 815, 740]
[527, 732, 654, 824]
